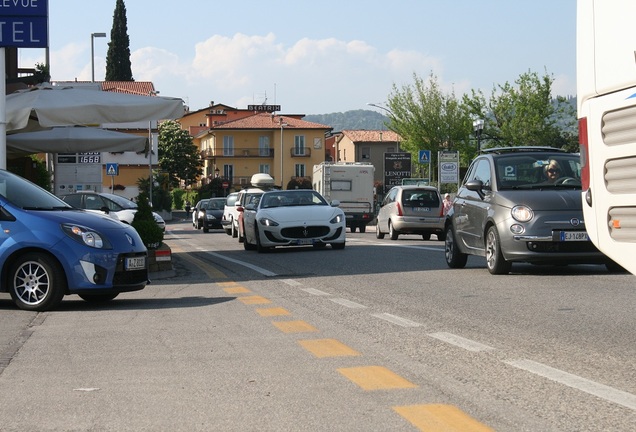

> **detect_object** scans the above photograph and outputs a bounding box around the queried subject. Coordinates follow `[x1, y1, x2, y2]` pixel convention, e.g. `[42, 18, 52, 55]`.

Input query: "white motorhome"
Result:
[313, 162, 375, 233]
[577, 0, 636, 274]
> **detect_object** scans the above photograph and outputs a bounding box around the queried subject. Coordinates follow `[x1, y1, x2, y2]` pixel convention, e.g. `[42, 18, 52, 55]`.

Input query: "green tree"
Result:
[137, 172, 172, 212]
[463, 70, 575, 150]
[105, 0, 133, 81]
[158, 120, 203, 188]
[386, 72, 474, 176]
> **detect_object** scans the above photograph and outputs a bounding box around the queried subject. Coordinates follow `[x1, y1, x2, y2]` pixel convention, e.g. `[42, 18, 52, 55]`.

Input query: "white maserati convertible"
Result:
[242, 189, 346, 252]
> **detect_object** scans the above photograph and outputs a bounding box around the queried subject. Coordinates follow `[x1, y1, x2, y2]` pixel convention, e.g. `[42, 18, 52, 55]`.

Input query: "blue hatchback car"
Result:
[0, 170, 148, 311]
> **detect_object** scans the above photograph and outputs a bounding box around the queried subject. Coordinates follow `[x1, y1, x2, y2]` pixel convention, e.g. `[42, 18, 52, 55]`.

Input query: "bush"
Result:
[132, 192, 164, 249]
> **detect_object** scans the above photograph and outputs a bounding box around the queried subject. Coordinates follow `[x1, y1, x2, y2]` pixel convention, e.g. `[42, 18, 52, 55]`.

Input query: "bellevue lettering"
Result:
[0, 0, 40, 10]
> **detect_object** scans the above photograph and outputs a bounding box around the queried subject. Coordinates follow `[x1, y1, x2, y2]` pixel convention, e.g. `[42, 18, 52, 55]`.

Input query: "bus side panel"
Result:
[581, 87, 636, 274]
[577, 0, 636, 113]
[578, 0, 636, 274]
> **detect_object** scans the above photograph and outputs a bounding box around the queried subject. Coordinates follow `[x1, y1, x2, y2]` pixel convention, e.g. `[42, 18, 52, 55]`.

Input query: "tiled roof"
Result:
[342, 130, 401, 142]
[52, 81, 157, 96]
[100, 81, 156, 96]
[212, 113, 332, 130]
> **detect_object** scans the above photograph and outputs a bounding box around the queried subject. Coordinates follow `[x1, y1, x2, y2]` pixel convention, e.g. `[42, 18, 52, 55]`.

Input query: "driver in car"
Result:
[543, 160, 562, 183]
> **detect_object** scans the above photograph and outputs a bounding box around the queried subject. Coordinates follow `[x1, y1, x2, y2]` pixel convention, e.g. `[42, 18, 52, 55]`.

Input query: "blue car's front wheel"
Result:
[9, 252, 66, 311]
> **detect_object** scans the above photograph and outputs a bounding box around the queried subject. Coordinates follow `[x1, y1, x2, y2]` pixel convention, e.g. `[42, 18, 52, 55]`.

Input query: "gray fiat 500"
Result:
[444, 146, 620, 274]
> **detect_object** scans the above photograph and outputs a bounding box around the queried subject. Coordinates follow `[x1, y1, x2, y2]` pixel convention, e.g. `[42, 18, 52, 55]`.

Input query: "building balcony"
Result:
[290, 147, 311, 157]
[200, 148, 275, 159]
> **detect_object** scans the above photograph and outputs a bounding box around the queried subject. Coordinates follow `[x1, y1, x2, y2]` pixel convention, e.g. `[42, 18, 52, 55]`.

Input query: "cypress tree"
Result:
[105, 0, 134, 81]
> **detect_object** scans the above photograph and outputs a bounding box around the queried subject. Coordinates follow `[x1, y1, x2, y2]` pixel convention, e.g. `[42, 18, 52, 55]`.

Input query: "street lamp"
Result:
[90, 32, 107, 82]
[367, 102, 393, 116]
[367, 103, 399, 151]
[473, 119, 484, 154]
[280, 119, 288, 187]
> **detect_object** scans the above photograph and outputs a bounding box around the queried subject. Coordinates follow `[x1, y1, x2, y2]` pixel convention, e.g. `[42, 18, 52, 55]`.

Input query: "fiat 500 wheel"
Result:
[444, 225, 467, 269]
[485, 226, 512, 275]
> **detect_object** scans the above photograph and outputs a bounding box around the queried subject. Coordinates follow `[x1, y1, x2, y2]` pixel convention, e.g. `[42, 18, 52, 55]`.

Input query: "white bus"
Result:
[577, 0, 636, 275]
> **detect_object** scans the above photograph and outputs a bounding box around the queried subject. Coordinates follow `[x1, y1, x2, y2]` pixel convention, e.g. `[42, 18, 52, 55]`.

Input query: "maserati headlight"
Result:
[62, 224, 111, 249]
[330, 214, 344, 224]
[511, 205, 533, 223]
[259, 217, 279, 227]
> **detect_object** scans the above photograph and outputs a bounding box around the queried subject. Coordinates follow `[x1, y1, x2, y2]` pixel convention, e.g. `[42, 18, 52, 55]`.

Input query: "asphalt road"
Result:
[0, 218, 634, 431]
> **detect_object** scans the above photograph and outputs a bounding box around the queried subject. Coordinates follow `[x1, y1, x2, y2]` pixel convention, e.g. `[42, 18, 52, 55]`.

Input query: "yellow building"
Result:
[189, 109, 332, 190]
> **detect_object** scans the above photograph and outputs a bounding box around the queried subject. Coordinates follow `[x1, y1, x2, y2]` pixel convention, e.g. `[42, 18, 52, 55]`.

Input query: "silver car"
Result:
[375, 185, 445, 241]
[444, 146, 617, 274]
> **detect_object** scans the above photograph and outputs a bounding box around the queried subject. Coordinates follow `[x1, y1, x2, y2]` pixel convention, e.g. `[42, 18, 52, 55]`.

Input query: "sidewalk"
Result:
[148, 210, 191, 280]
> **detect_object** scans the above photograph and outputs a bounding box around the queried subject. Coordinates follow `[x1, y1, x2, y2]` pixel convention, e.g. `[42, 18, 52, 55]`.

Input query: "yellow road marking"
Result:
[223, 287, 251, 294]
[337, 366, 418, 390]
[217, 281, 240, 288]
[393, 404, 494, 432]
[256, 307, 291, 317]
[238, 295, 272, 305]
[298, 339, 360, 358]
[272, 320, 318, 333]
[171, 247, 228, 280]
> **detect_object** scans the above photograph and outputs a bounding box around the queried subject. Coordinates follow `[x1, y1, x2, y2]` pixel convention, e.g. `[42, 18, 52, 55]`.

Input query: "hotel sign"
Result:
[0, 0, 48, 47]
[248, 104, 281, 112]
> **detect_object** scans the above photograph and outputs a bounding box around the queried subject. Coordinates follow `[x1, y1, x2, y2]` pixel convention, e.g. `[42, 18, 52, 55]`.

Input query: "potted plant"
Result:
[132, 192, 164, 249]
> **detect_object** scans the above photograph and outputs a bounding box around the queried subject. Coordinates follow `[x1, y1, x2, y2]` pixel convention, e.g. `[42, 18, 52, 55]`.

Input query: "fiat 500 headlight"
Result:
[511, 205, 533, 223]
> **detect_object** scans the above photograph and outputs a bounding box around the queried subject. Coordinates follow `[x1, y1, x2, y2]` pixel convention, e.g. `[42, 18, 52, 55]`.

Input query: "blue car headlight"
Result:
[259, 217, 279, 227]
[330, 214, 344, 224]
[62, 223, 111, 249]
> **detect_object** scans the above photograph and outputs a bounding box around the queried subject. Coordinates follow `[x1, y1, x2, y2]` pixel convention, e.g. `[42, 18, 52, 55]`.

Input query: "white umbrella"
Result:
[6, 126, 148, 158]
[4, 82, 185, 132]
[1, 82, 185, 169]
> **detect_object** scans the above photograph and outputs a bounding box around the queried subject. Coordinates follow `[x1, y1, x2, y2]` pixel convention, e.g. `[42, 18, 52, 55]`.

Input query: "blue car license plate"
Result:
[560, 231, 589, 241]
[125, 256, 146, 270]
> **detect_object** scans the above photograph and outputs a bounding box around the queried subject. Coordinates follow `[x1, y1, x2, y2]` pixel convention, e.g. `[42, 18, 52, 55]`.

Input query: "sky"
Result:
[20, 0, 576, 115]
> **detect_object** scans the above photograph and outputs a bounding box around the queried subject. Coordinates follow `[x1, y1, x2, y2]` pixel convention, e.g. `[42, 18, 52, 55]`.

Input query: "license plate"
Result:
[125, 256, 146, 270]
[560, 231, 589, 241]
[295, 239, 313, 245]
[413, 207, 431, 212]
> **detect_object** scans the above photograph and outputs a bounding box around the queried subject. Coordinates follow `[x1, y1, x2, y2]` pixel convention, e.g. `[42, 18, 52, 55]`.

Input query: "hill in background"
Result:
[304, 110, 389, 132]
[307, 98, 577, 136]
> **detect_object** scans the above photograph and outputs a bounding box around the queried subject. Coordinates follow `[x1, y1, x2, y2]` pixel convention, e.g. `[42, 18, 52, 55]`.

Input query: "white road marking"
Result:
[281, 279, 302, 286]
[330, 298, 367, 309]
[200, 250, 278, 276]
[302, 288, 331, 296]
[505, 359, 636, 411]
[371, 313, 421, 327]
[428, 332, 495, 352]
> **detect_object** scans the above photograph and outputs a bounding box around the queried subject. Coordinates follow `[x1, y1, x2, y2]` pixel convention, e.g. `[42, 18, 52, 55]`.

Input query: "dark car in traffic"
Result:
[197, 197, 226, 232]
